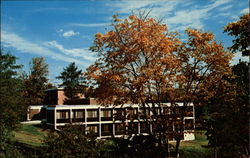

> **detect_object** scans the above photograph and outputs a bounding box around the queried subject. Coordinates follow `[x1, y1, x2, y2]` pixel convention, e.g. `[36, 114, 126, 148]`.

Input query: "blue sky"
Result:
[1, 0, 249, 85]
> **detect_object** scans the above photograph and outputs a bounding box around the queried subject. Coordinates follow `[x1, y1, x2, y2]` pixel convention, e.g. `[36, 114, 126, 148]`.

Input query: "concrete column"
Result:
[99, 107, 101, 138]
[70, 108, 72, 123]
[112, 108, 115, 136]
[54, 108, 57, 130]
[85, 108, 87, 135]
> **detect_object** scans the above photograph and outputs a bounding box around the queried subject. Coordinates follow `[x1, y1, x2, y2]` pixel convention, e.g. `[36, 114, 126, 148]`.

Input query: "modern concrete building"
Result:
[42, 102, 195, 140]
[27, 87, 195, 141]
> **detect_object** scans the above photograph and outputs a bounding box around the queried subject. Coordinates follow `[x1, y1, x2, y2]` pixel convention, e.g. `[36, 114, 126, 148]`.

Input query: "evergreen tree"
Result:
[57, 62, 85, 101]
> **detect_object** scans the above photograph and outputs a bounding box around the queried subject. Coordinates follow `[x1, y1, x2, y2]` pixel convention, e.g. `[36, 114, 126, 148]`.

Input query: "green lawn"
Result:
[13, 124, 48, 146]
[178, 131, 212, 158]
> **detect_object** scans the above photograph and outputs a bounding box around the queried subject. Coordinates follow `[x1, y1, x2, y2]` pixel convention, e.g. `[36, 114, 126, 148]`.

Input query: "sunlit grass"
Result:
[13, 124, 47, 146]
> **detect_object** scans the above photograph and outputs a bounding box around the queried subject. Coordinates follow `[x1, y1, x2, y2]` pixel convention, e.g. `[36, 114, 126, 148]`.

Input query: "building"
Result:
[27, 87, 195, 140]
[42, 102, 195, 140]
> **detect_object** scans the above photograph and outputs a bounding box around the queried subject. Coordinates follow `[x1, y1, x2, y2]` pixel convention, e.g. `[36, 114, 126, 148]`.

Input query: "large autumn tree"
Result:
[224, 13, 250, 56]
[23, 57, 50, 105]
[86, 13, 232, 157]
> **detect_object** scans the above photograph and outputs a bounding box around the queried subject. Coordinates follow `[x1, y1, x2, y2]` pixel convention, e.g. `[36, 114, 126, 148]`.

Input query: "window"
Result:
[140, 122, 149, 133]
[87, 110, 98, 118]
[101, 109, 112, 117]
[185, 119, 194, 130]
[114, 109, 125, 121]
[56, 110, 69, 119]
[101, 124, 113, 136]
[87, 109, 99, 122]
[101, 109, 112, 121]
[86, 125, 98, 134]
[115, 123, 125, 135]
[74, 110, 84, 118]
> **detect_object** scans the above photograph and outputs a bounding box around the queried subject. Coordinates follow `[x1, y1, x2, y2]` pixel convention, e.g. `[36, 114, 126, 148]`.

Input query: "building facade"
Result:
[42, 103, 195, 140]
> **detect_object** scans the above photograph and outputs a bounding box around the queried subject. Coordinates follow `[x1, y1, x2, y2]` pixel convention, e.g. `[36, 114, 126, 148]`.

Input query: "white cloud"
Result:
[106, 0, 233, 31]
[1, 30, 87, 66]
[218, 5, 233, 11]
[70, 23, 109, 27]
[43, 41, 96, 62]
[62, 30, 80, 38]
[241, 8, 249, 14]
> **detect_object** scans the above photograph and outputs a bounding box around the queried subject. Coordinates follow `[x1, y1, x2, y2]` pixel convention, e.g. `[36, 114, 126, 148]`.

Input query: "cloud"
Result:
[218, 5, 233, 11]
[62, 30, 80, 38]
[241, 8, 249, 14]
[1, 30, 87, 66]
[43, 41, 96, 62]
[106, 0, 233, 31]
[69, 23, 109, 27]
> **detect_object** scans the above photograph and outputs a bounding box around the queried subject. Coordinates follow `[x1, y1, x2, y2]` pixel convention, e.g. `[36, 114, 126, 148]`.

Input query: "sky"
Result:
[1, 0, 249, 85]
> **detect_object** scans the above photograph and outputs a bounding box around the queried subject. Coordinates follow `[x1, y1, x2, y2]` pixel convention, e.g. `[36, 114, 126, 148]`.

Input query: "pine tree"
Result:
[57, 62, 85, 101]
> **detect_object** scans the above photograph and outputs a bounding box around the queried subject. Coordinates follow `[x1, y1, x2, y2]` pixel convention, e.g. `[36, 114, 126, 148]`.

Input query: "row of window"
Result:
[57, 119, 194, 137]
[55, 106, 194, 121]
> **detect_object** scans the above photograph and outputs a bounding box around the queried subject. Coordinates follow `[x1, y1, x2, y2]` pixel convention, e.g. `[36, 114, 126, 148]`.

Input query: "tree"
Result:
[57, 62, 85, 101]
[44, 125, 106, 158]
[86, 13, 232, 157]
[0, 50, 27, 156]
[202, 62, 249, 158]
[224, 13, 250, 56]
[172, 29, 232, 156]
[24, 57, 49, 105]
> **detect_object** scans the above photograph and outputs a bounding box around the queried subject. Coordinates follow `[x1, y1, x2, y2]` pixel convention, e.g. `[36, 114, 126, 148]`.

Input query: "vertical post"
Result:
[54, 108, 57, 130]
[85, 108, 87, 135]
[112, 108, 115, 136]
[70, 108, 72, 123]
[99, 107, 101, 138]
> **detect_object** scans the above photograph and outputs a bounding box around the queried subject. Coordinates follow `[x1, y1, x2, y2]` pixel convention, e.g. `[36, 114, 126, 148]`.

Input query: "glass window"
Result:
[185, 119, 194, 130]
[87, 125, 98, 133]
[74, 110, 84, 118]
[87, 110, 98, 118]
[101, 109, 112, 117]
[56, 110, 69, 119]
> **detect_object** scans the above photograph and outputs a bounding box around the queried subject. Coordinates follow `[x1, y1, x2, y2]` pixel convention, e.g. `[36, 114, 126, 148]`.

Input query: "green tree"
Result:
[0, 50, 27, 156]
[24, 57, 49, 105]
[203, 62, 249, 158]
[57, 62, 85, 101]
[44, 125, 106, 158]
[224, 13, 250, 56]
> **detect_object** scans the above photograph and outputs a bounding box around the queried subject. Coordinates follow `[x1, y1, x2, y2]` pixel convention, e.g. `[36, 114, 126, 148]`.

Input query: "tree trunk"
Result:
[175, 139, 180, 158]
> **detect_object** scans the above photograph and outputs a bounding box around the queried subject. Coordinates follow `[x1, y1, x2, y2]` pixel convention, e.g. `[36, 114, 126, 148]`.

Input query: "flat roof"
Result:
[45, 102, 193, 110]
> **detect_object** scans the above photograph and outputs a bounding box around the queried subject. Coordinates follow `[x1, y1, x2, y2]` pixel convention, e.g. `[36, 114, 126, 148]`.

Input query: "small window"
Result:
[74, 110, 84, 118]
[86, 125, 98, 134]
[101, 109, 112, 117]
[56, 110, 69, 119]
[185, 119, 194, 130]
[87, 110, 98, 118]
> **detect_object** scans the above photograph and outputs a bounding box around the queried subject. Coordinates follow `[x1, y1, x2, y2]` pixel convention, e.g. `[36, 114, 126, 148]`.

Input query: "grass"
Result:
[13, 124, 212, 157]
[13, 124, 48, 146]
[178, 131, 212, 158]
